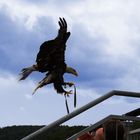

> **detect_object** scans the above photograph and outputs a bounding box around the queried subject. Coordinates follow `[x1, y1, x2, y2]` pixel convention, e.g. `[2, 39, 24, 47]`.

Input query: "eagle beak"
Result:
[66, 67, 78, 77]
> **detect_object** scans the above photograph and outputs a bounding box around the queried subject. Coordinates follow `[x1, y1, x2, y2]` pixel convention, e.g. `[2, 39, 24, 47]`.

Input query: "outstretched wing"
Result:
[57, 17, 70, 43]
[36, 40, 57, 72]
[36, 17, 70, 73]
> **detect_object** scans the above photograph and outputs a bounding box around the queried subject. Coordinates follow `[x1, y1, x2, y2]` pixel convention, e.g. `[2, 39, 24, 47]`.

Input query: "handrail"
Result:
[21, 90, 140, 140]
[67, 115, 140, 140]
[129, 128, 140, 134]
[124, 108, 140, 116]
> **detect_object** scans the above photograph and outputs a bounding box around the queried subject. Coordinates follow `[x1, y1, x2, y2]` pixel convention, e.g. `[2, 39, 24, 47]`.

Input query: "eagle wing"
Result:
[36, 18, 70, 73]
[33, 18, 74, 95]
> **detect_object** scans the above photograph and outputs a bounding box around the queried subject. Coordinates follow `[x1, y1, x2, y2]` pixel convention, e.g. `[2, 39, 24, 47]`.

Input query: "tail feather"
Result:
[32, 74, 53, 95]
[19, 65, 36, 81]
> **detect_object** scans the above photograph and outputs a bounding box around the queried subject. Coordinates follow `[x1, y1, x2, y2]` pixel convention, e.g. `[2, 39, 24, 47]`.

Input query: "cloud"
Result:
[0, 8, 57, 74]
[0, 11, 36, 69]
[1, 0, 140, 93]
[0, 69, 140, 127]
[25, 94, 33, 100]
[0, 0, 140, 127]
[0, 70, 65, 126]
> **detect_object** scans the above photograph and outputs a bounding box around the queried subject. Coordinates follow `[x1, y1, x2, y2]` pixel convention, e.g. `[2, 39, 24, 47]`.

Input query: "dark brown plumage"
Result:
[19, 18, 78, 95]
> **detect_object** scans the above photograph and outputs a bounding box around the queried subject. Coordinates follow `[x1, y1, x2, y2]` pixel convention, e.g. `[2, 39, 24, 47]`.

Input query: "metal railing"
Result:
[129, 128, 140, 140]
[21, 90, 140, 140]
[67, 115, 140, 140]
[129, 128, 140, 134]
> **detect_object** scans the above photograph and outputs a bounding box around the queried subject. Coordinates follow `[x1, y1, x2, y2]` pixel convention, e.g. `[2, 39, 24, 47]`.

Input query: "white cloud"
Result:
[0, 0, 140, 127]
[1, 0, 140, 61]
[0, 70, 140, 127]
[0, 70, 78, 126]
[0, 0, 41, 29]
[0, 0, 68, 30]
[25, 94, 33, 100]
[19, 106, 26, 112]
[1, 0, 140, 91]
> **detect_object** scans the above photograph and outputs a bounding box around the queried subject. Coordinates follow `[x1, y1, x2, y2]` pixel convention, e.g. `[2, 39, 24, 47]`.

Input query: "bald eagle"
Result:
[19, 18, 78, 96]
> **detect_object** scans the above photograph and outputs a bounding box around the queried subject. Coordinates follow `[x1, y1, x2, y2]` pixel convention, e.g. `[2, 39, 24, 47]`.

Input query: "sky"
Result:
[0, 0, 140, 128]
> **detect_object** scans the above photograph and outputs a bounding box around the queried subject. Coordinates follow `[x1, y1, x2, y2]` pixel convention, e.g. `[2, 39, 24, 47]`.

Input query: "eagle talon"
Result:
[64, 90, 73, 97]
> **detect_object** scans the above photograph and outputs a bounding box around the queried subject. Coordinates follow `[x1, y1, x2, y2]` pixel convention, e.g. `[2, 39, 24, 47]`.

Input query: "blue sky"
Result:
[0, 0, 140, 127]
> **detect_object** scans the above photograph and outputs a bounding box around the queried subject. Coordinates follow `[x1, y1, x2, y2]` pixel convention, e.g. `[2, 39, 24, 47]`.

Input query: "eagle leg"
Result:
[64, 82, 74, 88]
[63, 82, 77, 107]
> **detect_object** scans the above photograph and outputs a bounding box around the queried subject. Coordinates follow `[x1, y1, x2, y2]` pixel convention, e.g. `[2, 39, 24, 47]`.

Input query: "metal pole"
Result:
[21, 90, 140, 140]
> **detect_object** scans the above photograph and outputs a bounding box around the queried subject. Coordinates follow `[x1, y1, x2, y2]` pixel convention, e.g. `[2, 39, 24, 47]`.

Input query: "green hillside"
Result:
[0, 125, 86, 140]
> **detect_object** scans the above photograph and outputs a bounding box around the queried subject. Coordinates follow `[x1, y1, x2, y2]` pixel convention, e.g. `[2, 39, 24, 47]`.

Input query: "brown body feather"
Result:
[19, 18, 76, 95]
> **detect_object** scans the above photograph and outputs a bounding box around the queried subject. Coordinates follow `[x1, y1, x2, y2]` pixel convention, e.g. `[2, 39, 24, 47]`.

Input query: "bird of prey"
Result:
[19, 18, 78, 113]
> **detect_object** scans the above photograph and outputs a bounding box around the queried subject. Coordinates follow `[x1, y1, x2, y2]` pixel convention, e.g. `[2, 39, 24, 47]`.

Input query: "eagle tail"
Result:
[19, 65, 37, 81]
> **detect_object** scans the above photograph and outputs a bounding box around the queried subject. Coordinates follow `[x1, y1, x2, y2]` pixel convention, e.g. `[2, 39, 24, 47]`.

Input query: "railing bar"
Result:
[129, 128, 140, 134]
[21, 91, 113, 140]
